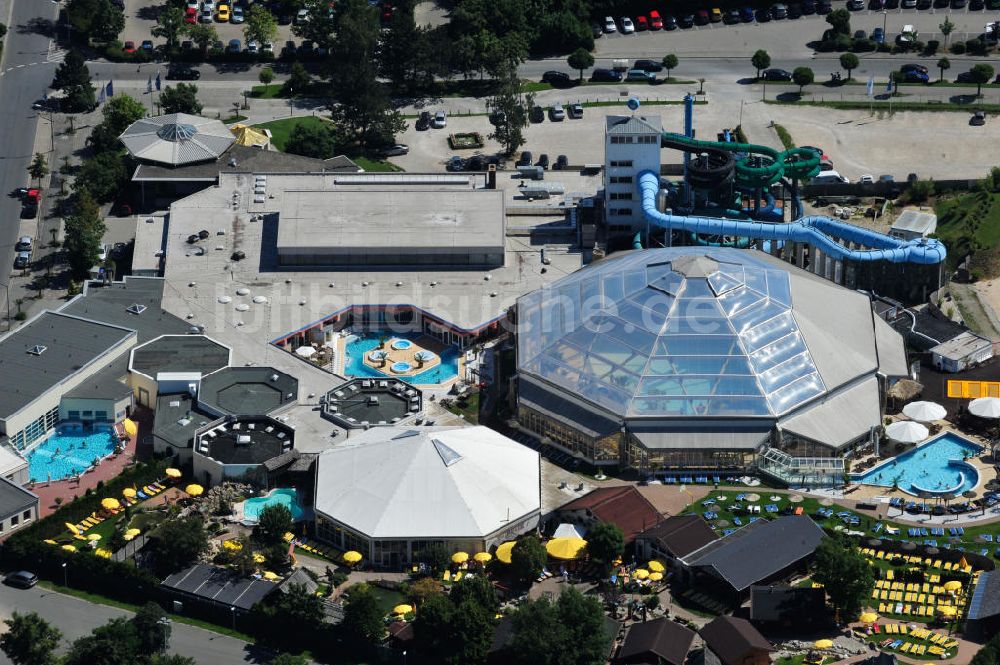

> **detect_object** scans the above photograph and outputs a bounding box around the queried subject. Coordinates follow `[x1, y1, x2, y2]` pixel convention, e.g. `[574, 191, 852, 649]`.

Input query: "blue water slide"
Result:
[638, 171, 946, 264]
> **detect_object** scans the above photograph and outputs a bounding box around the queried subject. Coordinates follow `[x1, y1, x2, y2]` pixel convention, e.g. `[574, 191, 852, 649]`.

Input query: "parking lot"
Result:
[121, 0, 299, 51]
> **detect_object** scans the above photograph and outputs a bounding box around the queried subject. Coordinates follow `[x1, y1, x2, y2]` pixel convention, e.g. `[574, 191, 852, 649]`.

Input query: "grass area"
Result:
[250, 84, 283, 99]
[223, 115, 248, 124]
[776, 656, 839, 665]
[935, 190, 1000, 276]
[773, 123, 795, 150]
[352, 156, 403, 172]
[37, 581, 256, 642]
[251, 116, 330, 152]
[344, 583, 405, 615]
[765, 99, 1000, 113]
[444, 393, 480, 424]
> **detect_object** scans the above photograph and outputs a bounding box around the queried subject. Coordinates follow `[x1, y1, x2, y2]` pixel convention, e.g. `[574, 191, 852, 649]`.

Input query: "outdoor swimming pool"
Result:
[27, 428, 118, 482]
[858, 433, 982, 496]
[243, 487, 305, 522]
[344, 333, 459, 384]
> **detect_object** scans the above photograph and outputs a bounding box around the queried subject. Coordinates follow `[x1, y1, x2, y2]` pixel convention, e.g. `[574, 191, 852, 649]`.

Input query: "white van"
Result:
[811, 170, 849, 185]
[898, 25, 917, 44]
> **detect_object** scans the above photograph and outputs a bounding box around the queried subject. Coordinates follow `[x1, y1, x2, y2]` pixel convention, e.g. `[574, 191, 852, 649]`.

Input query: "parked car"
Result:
[295, 7, 309, 23]
[15, 236, 32, 252]
[415, 111, 431, 130]
[971, 0, 985, 8]
[590, 68, 623, 82]
[626, 69, 656, 82]
[663, 14, 678, 29]
[635, 15, 648, 30]
[226, 38, 241, 53]
[554, 155, 568, 170]
[971, 110, 987, 125]
[872, 27, 885, 44]
[859, 174, 875, 184]
[231, 5, 244, 22]
[771, 3, 788, 18]
[542, 70, 572, 86]
[245, 40, 259, 54]
[816, 0, 833, 13]
[200, 7, 213, 21]
[787, 3, 803, 17]
[549, 104, 566, 121]
[763, 68, 792, 81]
[166, 65, 201, 80]
[649, 10, 663, 29]
[536, 154, 550, 169]
[517, 151, 533, 166]
[740, 6, 756, 20]
[604, 16, 617, 32]
[724, 8, 742, 23]
[591, 23, 603, 38]
[530, 105, 544, 123]
[847, 0, 864, 9]
[381, 144, 409, 156]
[695, 9, 710, 24]
[900, 70, 929, 83]
[620, 16, 635, 33]
[568, 103, 583, 119]
[4, 571, 37, 589]
[432, 111, 447, 128]
[952, 0, 967, 7]
[184, 8, 198, 23]
[141, 39, 154, 52]
[217, 3, 230, 21]
[633, 59, 664, 72]
[679, 14, 695, 28]
[465, 155, 486, 171]
[901, 63, 929, 75]
[446, 156, 464, 171]
[710, 7, 723, 21]
[13, 252, 30, 269]
[914, 0, 930, 7]
[755, 7, 772, 21]
[801, 0, 817, 13]
[202, 0, 215, 10]
[122, 40, 136, 53]
[854, 29, 867, 40]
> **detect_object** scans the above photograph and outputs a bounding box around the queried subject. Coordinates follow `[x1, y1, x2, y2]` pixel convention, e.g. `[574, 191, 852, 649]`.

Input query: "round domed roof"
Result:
[119, 113, 235, 166]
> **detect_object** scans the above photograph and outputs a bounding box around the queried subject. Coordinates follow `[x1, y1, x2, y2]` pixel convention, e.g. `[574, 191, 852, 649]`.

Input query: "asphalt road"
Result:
[0, 583, 277, 664]
[0, 0, 60, 320]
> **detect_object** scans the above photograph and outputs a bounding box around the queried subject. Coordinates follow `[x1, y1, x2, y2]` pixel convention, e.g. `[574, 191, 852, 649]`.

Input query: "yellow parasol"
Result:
[859, 612, 878, 623]
[185, 484, 204, 497]
[474, 552, 492, 563]
[649, 571, 663, 582]
[230, 124, 270, 148]
[959, 556, 969, 569]
[943, 580, 963, 592]
[65, 522, 80, 535]
[263, 571, 280, 581]
[814, 640, 834, 649]
[61, 544, 77, 552]
[96, 548, 112, 559]
[122, 418, 138, 438]
[647, 560, 665, 573]
[451, 551, 469, 564]
[223, 540, 243, 551]
[634, 568, 650, 580]
[496, 541, 516, 564]
[44, 539, 58, 545]
[101, 497, 120, 511]
[343, 550, 363, 564]
[125, 528, 141, 538]
[253, 553, 266, 564]
[938, 606, 958, 617]
[393, 604, 414, 615]
[86, 533, 102, 541]
[122, 487, 137, 499]
[545, 537, 587, 560]
[165, 468, 182, 478]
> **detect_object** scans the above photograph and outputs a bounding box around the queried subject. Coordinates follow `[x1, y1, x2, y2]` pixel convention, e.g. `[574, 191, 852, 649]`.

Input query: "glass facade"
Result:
[517, 249, 826, 420]
[10, 406, 59, 450]
[519, 406, 621, 463]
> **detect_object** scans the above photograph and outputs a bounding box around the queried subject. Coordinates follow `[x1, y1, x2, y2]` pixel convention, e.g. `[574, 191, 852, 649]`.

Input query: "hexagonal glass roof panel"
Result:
[517, 249, 826, 418]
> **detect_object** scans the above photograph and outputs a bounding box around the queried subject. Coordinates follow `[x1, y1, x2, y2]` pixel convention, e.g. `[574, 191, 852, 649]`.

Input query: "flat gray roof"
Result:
[131, 335, 230, 378]
[160, 563, 276, 611]
[891, 210, 937, 235]
[276, 189, 505, 254]
[0, 312, 134, 419]
[62, 277, 191, 343]
[132, 145, 360, 182]
[198, 367, 298, 416]
[930, 331, 993, 361]
[64, 356, 131, 402]
[153, 393, 212, 450]
[0, 476, 38, 519]
[200, 417, 293, 465]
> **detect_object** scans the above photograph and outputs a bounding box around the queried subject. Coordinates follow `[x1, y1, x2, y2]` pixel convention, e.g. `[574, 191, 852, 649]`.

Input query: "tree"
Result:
[282, 62, 312, 96]
[252, 583, 324, 649]
[825, 8, 851, 35]
[416, 543, 451, 575]
[256, 503, 293, 546]
[969, 63, 995, 95]
[284, 120, 344, 159]
[567, 47, 594, 81]
[27, 153, 48, 188]
[379, 6, 425, 89]
[148, 657, 197, 665]
[486, 61, 533, 156]
[413, 577, 497, 665]
[292, 0, 339, 46]
[412, 594, 454, 660]
[244, 5, 278, 46]
[839, 53, 859, 80]
[342, 584, 385, 643]
[937, 57, 951, 82]
[751, 49, 771, 79]
[131, 602, 170, 656]
[63, 190, 106, 278]
[73, 152, 127, 203]
[970, 632, 1000, 665]
[408, 577, 442, 605]
[0, 612, 61, 665]
[810, 533, 874, 622]
[159, 83, 202, 114]
[792, 66, 814, 94]
[940, 16, 955, 46]
[510, 535, 547, 585]
[87, 94, 146, 153]
[147, 516, 209, 576]
[449, 574, 499, 614]
[182, 22, 217, 51]
[152, 6, 185, 48]
[585, 521, 624, 575]
[53, 50, 91, 90]
[63, 617, 139, 665]
[64, 82, 97, 113]
[259, 67, 275, 86]
[66, 0, 124, 42]
[506, 588, 608, 665]
[269, 655, 309, 665]
[662, 53, 679, 79]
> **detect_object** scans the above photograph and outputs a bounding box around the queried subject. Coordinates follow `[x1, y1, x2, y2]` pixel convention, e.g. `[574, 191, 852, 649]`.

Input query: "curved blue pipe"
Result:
[638, 171, 946, 264]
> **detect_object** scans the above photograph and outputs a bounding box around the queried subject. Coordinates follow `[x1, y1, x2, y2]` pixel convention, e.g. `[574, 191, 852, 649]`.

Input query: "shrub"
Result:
[966, 38, 987, 56]
[852, 38, 876, 52]
[925, 39, 940, 54]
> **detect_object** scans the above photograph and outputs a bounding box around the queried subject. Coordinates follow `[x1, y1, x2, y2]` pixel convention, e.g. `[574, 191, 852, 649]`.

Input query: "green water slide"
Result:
[662, 132, 821, 188]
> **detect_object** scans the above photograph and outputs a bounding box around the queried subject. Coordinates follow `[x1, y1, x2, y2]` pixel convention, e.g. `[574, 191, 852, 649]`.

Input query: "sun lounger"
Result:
[900, 643, 912, 653]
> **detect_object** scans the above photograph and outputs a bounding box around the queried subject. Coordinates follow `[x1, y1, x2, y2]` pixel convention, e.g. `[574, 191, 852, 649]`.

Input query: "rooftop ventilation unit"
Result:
[169, 400, 181, 408]
[237, 434, 251, 445]
[27, 345, 47, 356]
[126, 303, 147, 315]
[270, 374, 279, 382]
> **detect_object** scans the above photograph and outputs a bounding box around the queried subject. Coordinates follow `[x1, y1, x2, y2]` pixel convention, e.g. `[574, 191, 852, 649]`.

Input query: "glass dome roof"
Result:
[517, 249, 827, 419]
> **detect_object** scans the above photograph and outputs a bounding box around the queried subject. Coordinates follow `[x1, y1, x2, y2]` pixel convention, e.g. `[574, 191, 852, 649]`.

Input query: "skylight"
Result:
[27, 345, 47, 356]
[432, 438, 463, 467]
[126, 303, 147, 315]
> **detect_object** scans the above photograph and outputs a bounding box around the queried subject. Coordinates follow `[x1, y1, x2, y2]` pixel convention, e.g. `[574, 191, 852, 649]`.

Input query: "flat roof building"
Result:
[198, 367, 298, 417]
[193, 415, 295, 487]
[129, 334, 231, 409]
[321, 378, 420, 429]
[0, 477, 39, 540]
[890, 210, 937, 241]
[930, 331, 994, 373]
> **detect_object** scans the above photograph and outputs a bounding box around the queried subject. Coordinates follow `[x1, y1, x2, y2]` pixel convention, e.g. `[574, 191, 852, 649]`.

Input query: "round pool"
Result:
[391, 339, 413, 351]
[391, 362, 413, 373]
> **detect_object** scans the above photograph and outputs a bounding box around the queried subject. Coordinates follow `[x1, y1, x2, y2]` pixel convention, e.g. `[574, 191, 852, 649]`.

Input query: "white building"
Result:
[890, 210, 937, 241]
[313, 426, 541, 568]
[604, 114, 662, 239]
[930, 331, 994, 372]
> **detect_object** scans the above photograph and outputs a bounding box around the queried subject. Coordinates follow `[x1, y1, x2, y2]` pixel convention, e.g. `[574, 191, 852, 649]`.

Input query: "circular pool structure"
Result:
[391, 362, 413, 374]
[391, 339, 413, 351]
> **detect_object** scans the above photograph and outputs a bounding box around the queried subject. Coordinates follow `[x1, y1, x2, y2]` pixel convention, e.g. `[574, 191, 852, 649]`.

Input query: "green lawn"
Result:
[935, 190, 1000, 275]
[250, 84, 283, 99]
[343, 583, 406, 616]
[223, 115, 248, 124]
[251, 116, 330, 152]
[352, 156, 403, 172]
[444, 393, 480, 424]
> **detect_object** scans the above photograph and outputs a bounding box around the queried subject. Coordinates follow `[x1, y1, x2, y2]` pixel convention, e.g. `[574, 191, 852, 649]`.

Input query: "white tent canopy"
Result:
[969, 397, 1000, 419]
[886, 420, 929, 444]
[295, 346, 316, 358]
[902, 401, 947, 423]
[119, 113, 235, 166]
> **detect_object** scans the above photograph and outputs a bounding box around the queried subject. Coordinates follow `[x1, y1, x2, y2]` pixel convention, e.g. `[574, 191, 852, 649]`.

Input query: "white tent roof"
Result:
[314, 426, 541, 540]
[119, 113, 235, 166]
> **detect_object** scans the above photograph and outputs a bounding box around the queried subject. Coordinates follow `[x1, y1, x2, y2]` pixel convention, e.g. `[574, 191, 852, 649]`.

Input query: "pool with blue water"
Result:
[344, 333, 459, 385]
[27, 428, 118, 482]
[858, 432, 982, 496]
[244, 487, 305, 522]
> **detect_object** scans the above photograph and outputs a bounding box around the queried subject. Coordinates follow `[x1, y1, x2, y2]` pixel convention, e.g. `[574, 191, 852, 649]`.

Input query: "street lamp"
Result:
[61, 562, 67, 587]
[402, 650, 407, 665]
[230, 606, 236, 630]
[157, 617, 171, 653]
[882, 10, 888, 38]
